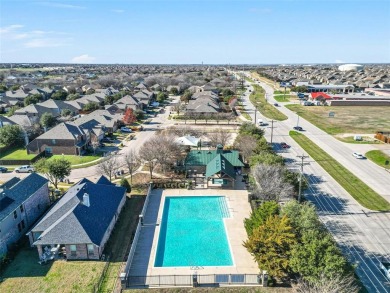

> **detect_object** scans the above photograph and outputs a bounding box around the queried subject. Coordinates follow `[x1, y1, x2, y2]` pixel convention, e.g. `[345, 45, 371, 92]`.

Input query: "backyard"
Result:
[285, 104, 390, 135]
[47, 154, 101, 166]
[0, 148, 36, 160]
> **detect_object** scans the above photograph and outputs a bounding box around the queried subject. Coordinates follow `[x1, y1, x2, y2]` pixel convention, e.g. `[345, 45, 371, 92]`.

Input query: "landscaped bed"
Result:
[290, 131, 390, 211]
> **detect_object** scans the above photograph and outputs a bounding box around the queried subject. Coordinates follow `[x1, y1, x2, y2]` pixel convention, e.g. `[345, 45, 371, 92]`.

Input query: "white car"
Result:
[352, 152, 365, 159]
[120, 127, 132, 133]
[15, 165, 35, 173]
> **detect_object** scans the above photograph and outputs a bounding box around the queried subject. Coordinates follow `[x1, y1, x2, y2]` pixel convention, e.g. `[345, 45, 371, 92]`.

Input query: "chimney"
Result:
[83, 193, 90, 207]
[216, 144, 223, 154]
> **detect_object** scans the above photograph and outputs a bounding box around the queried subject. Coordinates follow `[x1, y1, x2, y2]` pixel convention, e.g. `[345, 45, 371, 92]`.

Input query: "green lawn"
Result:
[365, 150, 390, 168]
[290, 131, 390, 211]
[0, 246, 106, 293]
[99, 196, 145, 292]
[250, 85, 288, 121]
[285, 104, 390, 135]
[274, 90, 290, 95]
[47, 154, 101, 165]
[0, 148, 36, 160]
[337, 136, 381, 144]
[273, 94, 294, 102]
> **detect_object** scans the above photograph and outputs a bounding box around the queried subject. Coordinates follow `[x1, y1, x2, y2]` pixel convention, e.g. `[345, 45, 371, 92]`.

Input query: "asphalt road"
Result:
[241, 77, 390, 292]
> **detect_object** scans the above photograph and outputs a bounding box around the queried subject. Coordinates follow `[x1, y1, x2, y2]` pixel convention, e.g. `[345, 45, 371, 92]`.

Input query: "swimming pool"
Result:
[154, 196, 233, 267]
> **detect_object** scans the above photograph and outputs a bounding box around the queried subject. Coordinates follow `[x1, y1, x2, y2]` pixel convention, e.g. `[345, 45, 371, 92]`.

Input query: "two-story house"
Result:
[0, 173, 49, 257]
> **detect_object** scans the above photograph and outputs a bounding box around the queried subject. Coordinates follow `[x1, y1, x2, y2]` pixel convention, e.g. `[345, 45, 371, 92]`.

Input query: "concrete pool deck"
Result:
[128, 188, 259, 277]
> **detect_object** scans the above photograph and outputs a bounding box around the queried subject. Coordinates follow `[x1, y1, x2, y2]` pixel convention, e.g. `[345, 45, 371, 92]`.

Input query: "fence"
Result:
[92, 255, 110, 293]
[122, 183, 152, 276]
[126, 274, 262, 288]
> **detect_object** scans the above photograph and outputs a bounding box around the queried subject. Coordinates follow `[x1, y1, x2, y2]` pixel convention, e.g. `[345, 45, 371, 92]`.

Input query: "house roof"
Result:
[95, 175, 114, 186]
[205, 154, 235, 178]
[176, 136, 200, 147]
[185, 149, 244, 167]
[36, 122, 86, 140]
[0, 173, 48, 222]
[310, 92, 332, 100]
[31, 180, 125, 246]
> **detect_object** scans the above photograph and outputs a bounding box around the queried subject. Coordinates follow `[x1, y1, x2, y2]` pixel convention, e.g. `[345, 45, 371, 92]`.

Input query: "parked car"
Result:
[120, 127, 132, 133]
[353, 152, 365, 159]
[280, 142, 290, 149]
[293, 126, 304, 131]
[0, 166, 8, 173]
[15, 165, 35, 173]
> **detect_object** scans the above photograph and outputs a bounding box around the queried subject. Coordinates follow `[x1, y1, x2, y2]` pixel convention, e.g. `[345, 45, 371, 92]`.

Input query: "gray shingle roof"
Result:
[0, 173, 48, 222]
[31, 180, 125, 246]
[37, 122, 86, 140]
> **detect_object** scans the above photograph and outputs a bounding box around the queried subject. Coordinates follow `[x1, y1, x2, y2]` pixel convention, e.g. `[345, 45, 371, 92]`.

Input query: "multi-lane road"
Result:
[240, 77, 390, 292]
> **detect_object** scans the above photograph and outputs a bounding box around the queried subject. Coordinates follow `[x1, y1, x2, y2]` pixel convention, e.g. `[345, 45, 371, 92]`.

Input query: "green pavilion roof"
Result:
[185, 149, 244, 167]
[205, 154, 236, 178]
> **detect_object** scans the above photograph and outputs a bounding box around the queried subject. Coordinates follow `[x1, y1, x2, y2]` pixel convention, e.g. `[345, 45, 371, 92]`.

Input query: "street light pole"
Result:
[270, 120, 275, 144]
[296, 113, 300, 127]
[296, 154, 310, 203]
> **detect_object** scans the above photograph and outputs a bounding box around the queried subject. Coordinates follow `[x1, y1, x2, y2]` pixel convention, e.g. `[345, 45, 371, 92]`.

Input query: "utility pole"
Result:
[296, 112, 300, 127]
[254, 105, 257, 124]
[296, 154, 310, 203]
[270, 120, 275, 144]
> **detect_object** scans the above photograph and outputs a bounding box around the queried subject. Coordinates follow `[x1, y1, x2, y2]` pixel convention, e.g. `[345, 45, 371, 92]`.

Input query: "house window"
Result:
[13, 210, 17, 219]
[52, 139, 56, 145]
[20, 205, 24, 213]
[70, 245, 77, 256]
[87, 244, 94, 255]
[21, 220, 25, 229]
[17, 223, 21, 233]
[37, 204, 41, 211]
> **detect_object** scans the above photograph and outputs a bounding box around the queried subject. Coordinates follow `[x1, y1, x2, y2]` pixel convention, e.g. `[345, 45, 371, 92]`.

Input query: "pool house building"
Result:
[184, 145, 244, 188]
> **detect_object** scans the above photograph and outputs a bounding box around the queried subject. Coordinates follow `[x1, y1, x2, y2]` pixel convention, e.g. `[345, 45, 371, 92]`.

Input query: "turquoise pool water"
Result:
[154, 196, 233, 267]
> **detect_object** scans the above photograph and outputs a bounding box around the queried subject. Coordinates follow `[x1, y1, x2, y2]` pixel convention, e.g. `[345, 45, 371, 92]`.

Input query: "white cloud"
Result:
[335, 59, 345, 63]
[0, 24, 24, 34]
[24, 38, 71, 48]
[111, 9, 125, 13]
[37, 2, 86, 9]
[71, 54, 96, 63]
[249, 8, 272, 14]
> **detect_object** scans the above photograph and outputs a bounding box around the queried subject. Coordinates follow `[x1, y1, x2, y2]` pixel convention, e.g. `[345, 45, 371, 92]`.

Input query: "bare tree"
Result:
[124, 149, 140, 184]
[234, 134, 257, 162]
[294, 273, 359, 293]
[139, 138, 159, 179]
[208, 128, 232, 147]
[165, 125, 201, 137]
[91, 136, 100, 154]
[97, 153, 118, 182]
[251, 164, 294, 202]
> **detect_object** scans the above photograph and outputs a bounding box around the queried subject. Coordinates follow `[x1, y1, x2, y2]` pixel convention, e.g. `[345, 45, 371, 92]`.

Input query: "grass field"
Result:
[337, 136, 381, 144]
[250, 85, 288, 121]
[285, 104, 390, 135]
[273, 94, 295, 102]
[365, 150, 390, 168]
[99, 196, 145, 292]
[0, 148, 36, 160]
[47, 154, 101, 165]
[0, 247, 106, 293]
[290, 131, 390, 211]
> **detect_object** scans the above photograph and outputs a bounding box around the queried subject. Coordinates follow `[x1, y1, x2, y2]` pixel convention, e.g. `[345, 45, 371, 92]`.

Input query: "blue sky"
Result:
[1, 0, 389, 64]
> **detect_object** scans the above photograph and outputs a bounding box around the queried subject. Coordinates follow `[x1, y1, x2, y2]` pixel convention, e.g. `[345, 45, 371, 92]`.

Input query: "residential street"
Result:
[241, 78, 390, 292]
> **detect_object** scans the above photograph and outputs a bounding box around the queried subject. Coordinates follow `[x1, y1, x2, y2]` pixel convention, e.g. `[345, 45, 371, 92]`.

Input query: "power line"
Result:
[296, 154, 310, 203]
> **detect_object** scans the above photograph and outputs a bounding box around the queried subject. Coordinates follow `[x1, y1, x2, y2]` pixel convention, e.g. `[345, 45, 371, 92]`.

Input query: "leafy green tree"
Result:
[283, 169, 307, 194]
[86, 88, 95, 95]
[66, 93, 80, 101]
[157, 92, 168, 103]
[239, 122, 264, 139]
[34, 158, 71, 189]
[82, 102, 99, 112]
[249, 151, 284, 167]
[0, 84, 7, 93]
[244, 201, 279, 236]
[10, 84, 20, 91]
[135, 109, 145, 120]
[253, 137, 273, 154]
[180, 90, 192, 103]
[222, 88, 235, 97]
[0, 125, 24, 146]
[290, 229, 349, 283]
[52, 90, 67, 100]
[24, 94, 43, 106]
[40, 113, 56, 129]
[244, 215, 297, 279]
[61, 108, 72, 117]
[170, 87, 179, 95]
[7, 106, 20, 117]
[119, 177, 132, 193]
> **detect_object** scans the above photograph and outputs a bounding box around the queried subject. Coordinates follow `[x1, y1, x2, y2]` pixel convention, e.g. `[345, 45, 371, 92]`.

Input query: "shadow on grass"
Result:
[0, 245, 53, 278]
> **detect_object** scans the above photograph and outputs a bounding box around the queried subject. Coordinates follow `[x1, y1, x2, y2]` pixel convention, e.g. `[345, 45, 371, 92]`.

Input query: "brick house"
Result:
[0, 173, 49, 257]
[27, 176, 126, 261]
[27, 122, 90, 155]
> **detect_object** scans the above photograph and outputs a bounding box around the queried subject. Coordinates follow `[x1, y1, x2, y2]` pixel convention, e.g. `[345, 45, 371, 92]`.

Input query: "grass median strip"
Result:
[365, 150, 390, 168]
[290, 131, 390, 211]
[250, 85, 288, 121]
